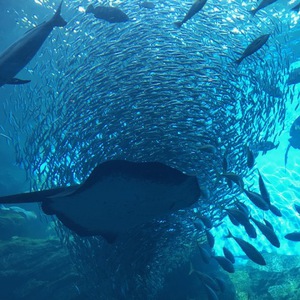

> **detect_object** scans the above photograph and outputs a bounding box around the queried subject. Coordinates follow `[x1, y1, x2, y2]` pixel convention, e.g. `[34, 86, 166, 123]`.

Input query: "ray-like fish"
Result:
[86, 4, 129, 23]
[0, 160, 200, 243]
[235, 34, 270, 66]
[174, 0, 208, 28]
[226, 230, 266, 266]
[249, 0, 278, 16]
[0, 1, 67, 87]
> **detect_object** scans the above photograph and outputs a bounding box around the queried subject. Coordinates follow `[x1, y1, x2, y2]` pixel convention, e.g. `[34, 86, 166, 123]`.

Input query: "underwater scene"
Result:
[0, 0, 300, 299]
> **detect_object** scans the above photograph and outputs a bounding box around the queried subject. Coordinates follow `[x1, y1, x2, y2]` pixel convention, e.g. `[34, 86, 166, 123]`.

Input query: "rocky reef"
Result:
[0, 237, 83, 300]
[230, 254, 300, 300]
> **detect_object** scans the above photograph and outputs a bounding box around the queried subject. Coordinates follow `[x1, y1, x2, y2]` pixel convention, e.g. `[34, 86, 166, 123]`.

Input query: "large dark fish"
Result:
[0, 1, 67, 87]
[213, 256, 235, 273]
[250, 216, 280, 248]
[287, 68, 300, 85]
[223, 246, 235, 264]
[249, 0, 278, 16]
[244, 189, 269, 211]
[226, 230, 266, 265]
[243, 221, 257, 238]
[257, 170, 270, 205]
[285, 116, 300, 168]
[86, 4, 129, 23]
[0, 160, 200, 243]
[220, 172, 244, 189]
[285, 232, 300, 241]
[174, 0, 208, 28]
[235, 34, 270, 66]
[251, 141, 279, 155]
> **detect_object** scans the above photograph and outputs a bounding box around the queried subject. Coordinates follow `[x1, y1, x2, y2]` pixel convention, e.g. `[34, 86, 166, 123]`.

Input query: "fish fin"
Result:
[0, 187, 69, 204]
[174, 21, 182, 28]
[51, 0, 67, 27]
[235, 57, 243, 66]
[86, 4, 95, 14]
[6, 78, 31, 85]
[248, 9, 256, 17]
[188, 261, 195, 275]
[284, 144, 291, 169]
[225, 229, 233, 239]
[99, 231, 118, 243]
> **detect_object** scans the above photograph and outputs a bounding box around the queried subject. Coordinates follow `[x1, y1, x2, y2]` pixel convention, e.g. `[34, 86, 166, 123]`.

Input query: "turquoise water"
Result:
[0, 0, 300, 299]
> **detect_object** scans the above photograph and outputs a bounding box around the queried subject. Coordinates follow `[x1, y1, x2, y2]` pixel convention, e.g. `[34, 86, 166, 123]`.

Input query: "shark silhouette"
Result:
[0, 1, 67, 87]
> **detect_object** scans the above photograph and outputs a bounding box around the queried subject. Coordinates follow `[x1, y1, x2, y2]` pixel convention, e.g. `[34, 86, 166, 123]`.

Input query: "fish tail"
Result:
[225, 229, 233, 239]
[188, 261, 195, 275]
[51, 0, 67, 27]
[86, 4, 95, 14]
[284, 144, 291, 170]
[174, 21, 182, 28]
[235, 57, 243, 66]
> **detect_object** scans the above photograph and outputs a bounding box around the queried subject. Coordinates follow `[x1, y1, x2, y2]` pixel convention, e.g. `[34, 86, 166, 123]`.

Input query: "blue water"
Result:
[0, 0, 300, 299]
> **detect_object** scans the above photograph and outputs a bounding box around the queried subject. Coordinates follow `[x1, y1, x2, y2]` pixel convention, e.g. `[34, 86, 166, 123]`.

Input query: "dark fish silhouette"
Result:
[244, 189, 269, 211]
[285, 232, 300, 241]
[294, 203, 300, 214]
[223, 246, 235, 264]
[86, 4, 129, 23]
[213, 256, 235, 273]
[250, 216, 280, 248]
[205, 229, 215, 248]
[284, 231, 300, 242]
[285, 116, 300, 168]
[251, 141, 279, 155]
[0, 1, 67, 87]
[235, 34, 270, 66]
[287, 67, 300, 85]
[269, 204, 282, 217]
[291, 3, 300, 12]
[249, 0, 277, 16]
[257, 170, 270, 205]
[246, 146, 255, 169]
[197, 244, 211, 264]
[226, 230, 266, 265]
[244, 221, 257, 238]
[174, 0, 208, 28]
[0, 160, 200, 243]
[139, 2, 155, 9]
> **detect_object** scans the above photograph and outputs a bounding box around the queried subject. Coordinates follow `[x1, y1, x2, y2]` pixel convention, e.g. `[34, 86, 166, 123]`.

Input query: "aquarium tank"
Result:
[0, 0, 300, 299]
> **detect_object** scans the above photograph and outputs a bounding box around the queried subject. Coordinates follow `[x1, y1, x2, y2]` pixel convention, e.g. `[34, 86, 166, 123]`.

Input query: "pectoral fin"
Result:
[7, 78, 31, 85]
